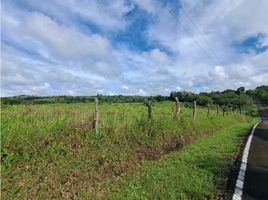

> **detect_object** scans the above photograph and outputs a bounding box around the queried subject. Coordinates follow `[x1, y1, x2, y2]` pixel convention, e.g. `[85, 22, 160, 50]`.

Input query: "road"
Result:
[243, 101, 268, 200]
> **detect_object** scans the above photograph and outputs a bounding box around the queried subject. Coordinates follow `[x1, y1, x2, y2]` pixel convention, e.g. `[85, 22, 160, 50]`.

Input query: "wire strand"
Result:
[160, 0, 217, 64]
[176, 0, 220, 63]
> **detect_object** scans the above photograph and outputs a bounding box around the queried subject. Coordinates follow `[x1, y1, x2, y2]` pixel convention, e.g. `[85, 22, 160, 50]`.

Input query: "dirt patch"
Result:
[135, 145, 162, 161]
[162, 135, 196, 153]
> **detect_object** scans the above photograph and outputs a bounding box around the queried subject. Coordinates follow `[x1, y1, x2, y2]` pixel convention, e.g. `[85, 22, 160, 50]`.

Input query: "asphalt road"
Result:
[243, 101, 268, 200]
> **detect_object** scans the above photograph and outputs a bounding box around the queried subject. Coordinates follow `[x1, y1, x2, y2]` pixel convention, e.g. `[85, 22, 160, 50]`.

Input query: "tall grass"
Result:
[1, 101, 254, 199]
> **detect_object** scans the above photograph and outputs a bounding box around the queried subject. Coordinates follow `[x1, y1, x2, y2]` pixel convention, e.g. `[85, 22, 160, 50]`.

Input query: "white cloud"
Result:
[31, 82, 51, 92]
[176, 86, 182, 91]
[138, 89, 147, 96]
[12, 0, 133, 31]
[211, 65, 229, 80]
[133, 0, 158, 14]
[22, 12, 110, 60]
[228, 65, 257, 79]
[1, 0, 268, 96]
[122, 85, 129, 90]
[65, 0, 134, 30]
[97, 89, 104, 93]
[146, 49, 171, 65]
[205, 63, 268, 91]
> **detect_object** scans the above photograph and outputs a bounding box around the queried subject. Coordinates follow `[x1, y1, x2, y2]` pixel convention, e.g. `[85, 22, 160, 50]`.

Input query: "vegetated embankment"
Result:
[1, 101, 257, 199]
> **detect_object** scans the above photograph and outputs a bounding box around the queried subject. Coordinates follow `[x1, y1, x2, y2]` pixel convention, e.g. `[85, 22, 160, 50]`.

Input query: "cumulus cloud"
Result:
[138, 89, 147, 96]
[22, 12, 110, 60]
[143, 49, 171, 66]
[122, 85, 129, 90]
[1, 0, 268, 96]
[211, 66, 229, 80]
[133, 0, 158, 14]
[64, 0, 134, 30]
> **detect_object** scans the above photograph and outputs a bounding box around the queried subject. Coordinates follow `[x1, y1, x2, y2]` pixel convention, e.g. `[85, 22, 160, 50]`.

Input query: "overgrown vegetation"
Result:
[1, 101, 257, 199]
[247, 85, 268, 106]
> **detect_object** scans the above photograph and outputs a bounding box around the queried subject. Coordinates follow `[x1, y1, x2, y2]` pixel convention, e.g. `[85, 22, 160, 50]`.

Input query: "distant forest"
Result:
[1, 86, 268, 108]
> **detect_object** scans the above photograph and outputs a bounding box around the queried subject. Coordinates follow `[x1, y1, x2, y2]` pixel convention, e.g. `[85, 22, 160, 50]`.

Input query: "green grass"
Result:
[106, 123, 257, 200]
[1, 101, 257, 199]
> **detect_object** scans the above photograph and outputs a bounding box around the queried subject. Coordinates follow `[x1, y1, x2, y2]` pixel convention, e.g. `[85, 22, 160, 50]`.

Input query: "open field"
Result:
[2, 0, 268, 198]
[1, 101, 257, 199]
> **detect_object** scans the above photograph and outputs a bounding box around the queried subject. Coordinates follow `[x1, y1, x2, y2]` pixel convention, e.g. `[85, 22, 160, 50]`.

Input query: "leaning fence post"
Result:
[94, 97, 99, 133]
[207, 103, 211, 118]
[174, 97, 180, 119]
[193, 101, 196, 120]
[146, 100, 153, 119]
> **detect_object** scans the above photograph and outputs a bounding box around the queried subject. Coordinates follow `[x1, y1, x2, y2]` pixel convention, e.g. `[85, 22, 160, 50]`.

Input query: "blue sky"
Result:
[1, 0, 268, 96]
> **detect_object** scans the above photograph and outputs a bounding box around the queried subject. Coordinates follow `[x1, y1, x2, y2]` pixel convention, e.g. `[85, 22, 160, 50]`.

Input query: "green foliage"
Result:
[170, 91, 198, 102]
[196, 94, 213, 106]
[236, 87, 245, 94]
[170, 86, 260, 110]
[255, 85, 268, 105]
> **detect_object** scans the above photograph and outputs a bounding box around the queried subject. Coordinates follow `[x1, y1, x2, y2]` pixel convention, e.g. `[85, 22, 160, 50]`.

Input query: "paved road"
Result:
[243, 101, 268, 200]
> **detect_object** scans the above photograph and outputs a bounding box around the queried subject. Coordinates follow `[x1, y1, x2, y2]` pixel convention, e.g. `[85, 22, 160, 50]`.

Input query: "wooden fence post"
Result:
[174, 97, 180, 119]
[94, 97, 99, 133]
[193, 101, 196, 120]
[146, 100, 153, 119]
[207, 103, 211, 118]
[217, 105, 220, 115]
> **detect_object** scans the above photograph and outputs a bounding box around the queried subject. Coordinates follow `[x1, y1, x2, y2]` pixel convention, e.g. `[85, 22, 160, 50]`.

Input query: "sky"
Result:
[1, 0, 268, 97]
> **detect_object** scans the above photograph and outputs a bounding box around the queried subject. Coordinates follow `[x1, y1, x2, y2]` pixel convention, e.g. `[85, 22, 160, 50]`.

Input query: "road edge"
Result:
[232, 122, 259, 200]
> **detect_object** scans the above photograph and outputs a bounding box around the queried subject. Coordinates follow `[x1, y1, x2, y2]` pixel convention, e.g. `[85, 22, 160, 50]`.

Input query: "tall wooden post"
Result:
[146, 100, 153, 119]
[217, 105, 220, 115]
[193, 101, 196, 120]
[174, 97, 180, 119]
[207, 103, 211, 118]
[94, 97, 99, 133]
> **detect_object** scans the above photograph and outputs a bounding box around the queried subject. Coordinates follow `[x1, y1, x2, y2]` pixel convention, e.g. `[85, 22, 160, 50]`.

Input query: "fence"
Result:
[92, 97, 239, 133]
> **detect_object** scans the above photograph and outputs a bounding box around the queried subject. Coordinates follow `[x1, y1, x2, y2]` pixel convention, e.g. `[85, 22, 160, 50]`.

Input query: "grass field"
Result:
[1, 101, 257, 199]
[106, 123, 255, 200]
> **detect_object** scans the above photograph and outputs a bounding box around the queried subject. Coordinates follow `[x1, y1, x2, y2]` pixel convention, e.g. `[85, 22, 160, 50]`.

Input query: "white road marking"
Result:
[232, 122, 259, 200]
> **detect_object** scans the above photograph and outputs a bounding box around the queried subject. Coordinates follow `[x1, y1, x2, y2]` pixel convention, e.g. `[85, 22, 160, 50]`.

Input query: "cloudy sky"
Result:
[1, 0, 268, 96]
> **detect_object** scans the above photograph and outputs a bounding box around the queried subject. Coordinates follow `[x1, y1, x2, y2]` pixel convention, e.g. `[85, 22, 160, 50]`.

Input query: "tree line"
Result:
[170, 87, 252, 109]
[1, 85, 267, 107]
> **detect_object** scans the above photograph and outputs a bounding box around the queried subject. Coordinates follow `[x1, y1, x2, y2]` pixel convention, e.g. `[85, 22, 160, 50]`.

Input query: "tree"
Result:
[236, 87, 245, 95]
[196, 95, 213, 106]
